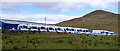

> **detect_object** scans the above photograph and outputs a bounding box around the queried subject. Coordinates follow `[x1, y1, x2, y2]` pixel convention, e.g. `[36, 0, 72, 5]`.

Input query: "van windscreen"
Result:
[66, 28, 70, 31]
[77, 30, 82, 32]
[56, 28, 63, 31]
[58, 28, 61, 30]
[41, 27, 45, 29]
[101, 32, 104, 34]
[83, 30, 86, 32]
[86, 30, 89, 32]
[56, 28, 61, 30]
[31, 27, 37, 29]
[71, 29, 75, 31]
[21, 26, 28, 29]
[110, 33, 113, 34]
[105, 32, 109, 34]
[23, 26, 28, 28]
[49, 28, 54, 30]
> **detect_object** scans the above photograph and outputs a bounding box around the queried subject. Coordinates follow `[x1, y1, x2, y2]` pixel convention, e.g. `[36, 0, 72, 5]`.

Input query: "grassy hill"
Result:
[56, 10, 119, 34]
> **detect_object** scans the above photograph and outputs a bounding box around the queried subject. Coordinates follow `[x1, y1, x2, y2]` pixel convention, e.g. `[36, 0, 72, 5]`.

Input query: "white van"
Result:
[28, 25, 39, 31]
[55, 27, 65, 33]
[47, 26, 56, 32]
[103, 30, 109, 35]
[39, 26, 48, 32]
[64, 27, 75, 33]
[92, 30, 105, 35]
[103, 31, 116, 36]
[17, 24, 29, 31]
[92, 30, 116, 36]
[109, 32, 116, 35]
[80, 28, 91, 34]
[72, 28, 81, 34]
[40, 26, 59, 32]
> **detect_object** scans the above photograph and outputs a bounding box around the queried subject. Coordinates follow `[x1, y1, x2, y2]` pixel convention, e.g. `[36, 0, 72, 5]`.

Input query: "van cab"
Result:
[47, 26, 56, 32]
[80, 28, 91, 34]
[64, 27, 75, 33]
[38, 25, 48, 32]
[55, 27, 65, 32]
[92, 30, 116, 36]
[28, 25, 39, 31]
[18, 24, 29, 31]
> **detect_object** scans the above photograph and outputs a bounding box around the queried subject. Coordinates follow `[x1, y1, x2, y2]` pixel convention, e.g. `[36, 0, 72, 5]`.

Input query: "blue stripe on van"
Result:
[92, 33, 97, 35]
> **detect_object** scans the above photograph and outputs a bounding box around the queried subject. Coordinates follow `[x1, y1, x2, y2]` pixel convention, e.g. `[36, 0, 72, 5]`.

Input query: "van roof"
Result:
[28, 25, 38, 27]
[19, 24, 28, 25]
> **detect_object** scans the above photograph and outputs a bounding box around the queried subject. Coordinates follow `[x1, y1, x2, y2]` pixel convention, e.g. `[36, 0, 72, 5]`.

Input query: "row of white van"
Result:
[16, 24, 116, 35]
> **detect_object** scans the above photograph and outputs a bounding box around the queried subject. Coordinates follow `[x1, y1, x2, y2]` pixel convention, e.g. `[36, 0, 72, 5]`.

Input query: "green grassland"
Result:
[0, 34, 2, 50]
[2, 33, 119, 49]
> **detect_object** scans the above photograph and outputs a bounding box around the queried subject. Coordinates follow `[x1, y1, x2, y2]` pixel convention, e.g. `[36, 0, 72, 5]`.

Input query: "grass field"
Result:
[2, 33, 119, 49]
[0, 34, 2, 50]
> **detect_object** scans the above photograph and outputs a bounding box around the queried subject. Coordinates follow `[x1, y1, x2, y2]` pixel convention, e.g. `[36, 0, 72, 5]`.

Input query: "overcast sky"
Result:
[0, 0, 119, 24]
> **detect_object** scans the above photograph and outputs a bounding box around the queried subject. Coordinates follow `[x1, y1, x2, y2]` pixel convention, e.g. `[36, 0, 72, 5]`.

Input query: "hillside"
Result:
[56, 10, 119, 34]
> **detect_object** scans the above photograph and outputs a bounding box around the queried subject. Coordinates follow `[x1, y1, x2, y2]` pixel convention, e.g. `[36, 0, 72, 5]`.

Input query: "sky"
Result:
[0, 0, 119, 24]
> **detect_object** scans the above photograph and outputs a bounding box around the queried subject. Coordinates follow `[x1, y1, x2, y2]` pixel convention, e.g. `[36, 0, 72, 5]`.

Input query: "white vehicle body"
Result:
[103, 31, 116, 36]
[17, 24, 29, 30]
[70, 28, 77, 33]
[103, 30, 109, 35]
[28, 25, 39, 31]
[92, 30, 116, 36]
[79, 28, 91, 34]
[55, 27, 65, 32]
[104, 31, 116, 36]
[17, 24, 116, 35]
[63, 27, 75, 33]
[109, 32, 116, 35]
[92, 30, 105, 35]
[72, 28, 81, 34]
[47, 26, 56, 32]
[39, 26, 48, 32]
